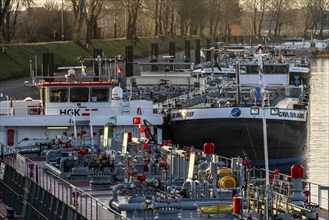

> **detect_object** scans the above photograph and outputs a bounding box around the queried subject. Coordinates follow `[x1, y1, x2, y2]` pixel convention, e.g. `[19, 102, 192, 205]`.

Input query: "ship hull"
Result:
[169, 107, 308, 166]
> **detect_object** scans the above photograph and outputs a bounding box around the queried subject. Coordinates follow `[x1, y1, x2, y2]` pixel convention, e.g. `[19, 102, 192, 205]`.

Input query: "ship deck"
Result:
[1, 150, 328, 220]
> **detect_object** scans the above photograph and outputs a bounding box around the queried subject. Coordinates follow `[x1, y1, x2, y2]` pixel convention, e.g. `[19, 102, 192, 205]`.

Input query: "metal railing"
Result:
[257, 167, 329, 213]
[1, 148, 128, 220]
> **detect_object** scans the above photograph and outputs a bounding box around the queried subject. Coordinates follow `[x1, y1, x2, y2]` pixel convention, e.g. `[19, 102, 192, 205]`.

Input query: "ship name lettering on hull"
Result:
[60, 109, 81, 116]
[278, 111, 304, 118]
[171, 111, 194, 118]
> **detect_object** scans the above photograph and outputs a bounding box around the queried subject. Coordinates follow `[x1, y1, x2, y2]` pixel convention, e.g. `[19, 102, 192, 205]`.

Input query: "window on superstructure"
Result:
[90, 88, 109, 102]
[70, 87, 89, 102]
[50, 88, 68, 102]
[264, 65, 274, 74]
[250, 66, 258, 74]
[274, 65, 289, 74]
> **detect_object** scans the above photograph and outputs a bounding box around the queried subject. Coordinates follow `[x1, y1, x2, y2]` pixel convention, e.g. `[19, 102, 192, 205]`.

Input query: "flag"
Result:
[116, 63, 125, 88]
[257, 44, 266, 105]
[200, 50, 205, 58]
[116, 63, 125, 78]
[257, 44, 265, 93]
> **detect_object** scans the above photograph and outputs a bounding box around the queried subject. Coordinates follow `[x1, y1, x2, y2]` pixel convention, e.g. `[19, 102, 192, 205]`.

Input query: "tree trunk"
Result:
[252, 5, 257, 36]
[268, 20, 272, 35]
[71, 0, 86, 43]
[154, 0, 159, 36]
[86, 15, 96, 43]
[170, 9, 174, 35]
[158, 0, 163, 35]
[114, 14, 117, 38]
[0, 0, 11, 28]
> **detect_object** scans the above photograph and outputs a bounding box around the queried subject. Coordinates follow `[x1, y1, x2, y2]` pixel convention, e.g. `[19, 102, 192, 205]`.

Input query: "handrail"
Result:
[255, 166, 329, 212]
[1, 151, 129, 220]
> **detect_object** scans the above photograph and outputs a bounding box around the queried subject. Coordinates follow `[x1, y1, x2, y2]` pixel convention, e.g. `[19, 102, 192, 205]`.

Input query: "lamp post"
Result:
[61, 0, 64, 41]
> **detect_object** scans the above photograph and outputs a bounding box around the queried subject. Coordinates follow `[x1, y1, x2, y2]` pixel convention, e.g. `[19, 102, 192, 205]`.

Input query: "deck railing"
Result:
[257, 167, 329, 213]
[1, 148, 128, 220]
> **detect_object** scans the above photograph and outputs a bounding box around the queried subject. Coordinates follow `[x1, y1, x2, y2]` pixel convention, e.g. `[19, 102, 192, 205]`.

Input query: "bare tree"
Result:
[1, 0, 20, 43]
[71, 0, 86, 43]
[268, 0, 296, 36]
[158, 0, 175, 36]
[101, 0, 126, 38]
[207, 0, 223, 36]
[175, 0, 191, 37]
[123, 0, 143, 39]
[241, 0, 268, 36]
[311, 0, 329, 36]
[221, 1, 241, 36]
[189, 1, 207, 36]
[85, 0, 105, 42]
[257, 0, 267, 37]
[0, 0, 32, 43]
[241, 0, 259, 36]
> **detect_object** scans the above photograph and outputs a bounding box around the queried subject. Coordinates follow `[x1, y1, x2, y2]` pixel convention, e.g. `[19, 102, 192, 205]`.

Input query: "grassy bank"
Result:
[0, 36, 204, 80]
[0, 35, 289, 81]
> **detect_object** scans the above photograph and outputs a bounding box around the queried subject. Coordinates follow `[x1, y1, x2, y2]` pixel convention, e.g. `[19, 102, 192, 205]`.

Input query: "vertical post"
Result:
[258, 45, 271, 220]
[170, 148, 173, 185]
[35, 165, 38, 184]
[194, 39, 200, 65]
[62, 179, 64, 201]
[61, 0, 64, 41]
[6, 96, 9, 116]
[169, 42, 175, 58]
[184, 40, 190, 62]
[98, 56, 102, 77]
[89, 114, 94, 153]
[29, 60, 33, 83]
[308, 182, 311, 203]
[73, 114, 77, 147]
[262, 104, 270, 220]
[0, 144, 3, 160]
[169, 42, 175, 71]
[125, 45, 134, 77]
[85, 195, 87, 217]
[94, 200, 97, 220]
[183, 154, 186, 180]
[66, 186, 69, 206]
[151, 43, 158, 71]
[206, 38, 211, 62]
[35, 55, 38, 77]
[236, 60, 241, 105]
[318, 185, 321, 208]
[114, 14, 117, 38]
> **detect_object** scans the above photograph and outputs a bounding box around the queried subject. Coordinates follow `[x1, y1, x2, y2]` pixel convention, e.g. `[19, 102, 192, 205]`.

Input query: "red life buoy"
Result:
[7, 129, 14, 146]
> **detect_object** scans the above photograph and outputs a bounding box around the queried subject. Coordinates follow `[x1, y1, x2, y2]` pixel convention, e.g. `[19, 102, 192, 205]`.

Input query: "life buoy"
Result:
[7, 129, 14, 146]
[218, 176, 236, 188]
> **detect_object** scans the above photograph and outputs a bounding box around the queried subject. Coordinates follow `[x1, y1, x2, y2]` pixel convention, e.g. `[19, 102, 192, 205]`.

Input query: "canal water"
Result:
[306, 58, 329, 209]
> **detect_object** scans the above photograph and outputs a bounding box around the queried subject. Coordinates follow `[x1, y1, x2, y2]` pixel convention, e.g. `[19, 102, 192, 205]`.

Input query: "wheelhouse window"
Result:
[50, 88, 68, 102]
[70, 87, 89, 102]
[242, 65, 259, 74]
[274, 65, 289, 74]
[90, 88, 109, 102]
[264, 65, 274, 74]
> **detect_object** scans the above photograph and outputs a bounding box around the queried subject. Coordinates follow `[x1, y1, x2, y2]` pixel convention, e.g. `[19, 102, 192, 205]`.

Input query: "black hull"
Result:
[169, 118, 307, 163]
